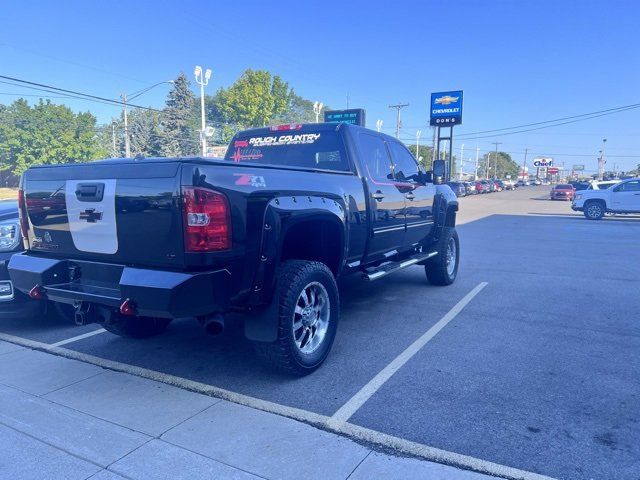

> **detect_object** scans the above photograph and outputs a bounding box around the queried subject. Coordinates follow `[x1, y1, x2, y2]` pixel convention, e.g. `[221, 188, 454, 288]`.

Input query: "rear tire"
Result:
[253, 260, 339, 376]
[584, 201, 605, 220]
[425, 227, 460, 286]
[101, 313, 171, 339]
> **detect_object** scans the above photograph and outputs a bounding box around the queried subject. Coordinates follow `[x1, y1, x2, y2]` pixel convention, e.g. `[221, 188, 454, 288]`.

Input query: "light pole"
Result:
[376, 119, 383, 132]
[459, 144, 464, 180]
[194, 66, 212, 157]
[313, 101, 324, 123]
[416, 130, 422, 161]
[120, 80, 174, 157]
[598, 138, 607, 180]
[475, 147, 480, 180]
[492, 142, 502, 179]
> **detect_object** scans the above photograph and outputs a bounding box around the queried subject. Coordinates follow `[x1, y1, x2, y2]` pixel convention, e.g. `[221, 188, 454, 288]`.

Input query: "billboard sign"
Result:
[548, 167, 560, 174]
[572, 164, 585, 171]
[324, 109, 366, 127]
[533, 157, 553, 167]
[430, 91, 463, 126]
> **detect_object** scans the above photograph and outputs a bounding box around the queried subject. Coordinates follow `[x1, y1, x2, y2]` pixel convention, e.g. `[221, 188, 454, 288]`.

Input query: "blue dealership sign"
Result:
[430, 91, 463, 126]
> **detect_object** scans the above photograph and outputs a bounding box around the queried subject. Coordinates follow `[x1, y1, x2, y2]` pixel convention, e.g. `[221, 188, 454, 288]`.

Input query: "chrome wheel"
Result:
[293, 282, 330, 354]
[446, 237, 457, 276]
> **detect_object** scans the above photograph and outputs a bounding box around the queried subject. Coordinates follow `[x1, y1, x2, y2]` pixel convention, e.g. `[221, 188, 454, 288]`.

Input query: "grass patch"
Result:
[0, 188, 18, 200]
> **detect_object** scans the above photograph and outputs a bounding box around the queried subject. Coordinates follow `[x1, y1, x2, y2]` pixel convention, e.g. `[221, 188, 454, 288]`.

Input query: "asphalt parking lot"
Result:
[1, 186, 638, 480]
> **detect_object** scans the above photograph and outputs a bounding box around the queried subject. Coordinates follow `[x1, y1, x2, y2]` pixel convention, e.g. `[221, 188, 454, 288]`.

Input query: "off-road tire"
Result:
[425, 227, 460, 286]
[584, 200, 605, 220]
[253, 260, 339, 376]
[101, 313, 171, 339]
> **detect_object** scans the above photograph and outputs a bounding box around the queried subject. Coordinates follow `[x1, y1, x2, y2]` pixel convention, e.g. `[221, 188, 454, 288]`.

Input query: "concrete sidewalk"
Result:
[0, 340, 493, 480]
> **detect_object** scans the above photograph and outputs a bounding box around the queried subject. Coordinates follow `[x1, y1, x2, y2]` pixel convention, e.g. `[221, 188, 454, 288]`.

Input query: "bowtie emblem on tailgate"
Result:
[79, 208, 103, 223]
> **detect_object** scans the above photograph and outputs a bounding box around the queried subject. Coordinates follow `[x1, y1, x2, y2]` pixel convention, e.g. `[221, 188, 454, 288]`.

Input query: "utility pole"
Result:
[120, 93, 130, 157]
[522, 148, 528, 181]
[492, 142, 502, 179]
[388, 103, 409, 139]
[459, 144, 465, 180]
[313, 101, 324, 123]
[194, 66, 212, 157]
[475, 147, 480, 180]
[111, 121, 117, 157]
[416, 130, 422, 161]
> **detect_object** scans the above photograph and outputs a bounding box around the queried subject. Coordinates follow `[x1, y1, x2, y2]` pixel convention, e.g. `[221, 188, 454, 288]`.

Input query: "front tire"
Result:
[584, 201, 605, 220]
[101, 313, 171, 339]
[253, 260, 339, 376]
[425, 227, 460, 286]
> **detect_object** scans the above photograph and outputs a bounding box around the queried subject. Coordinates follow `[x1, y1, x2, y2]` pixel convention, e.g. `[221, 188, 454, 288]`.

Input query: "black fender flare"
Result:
[245, 195, 347, 342]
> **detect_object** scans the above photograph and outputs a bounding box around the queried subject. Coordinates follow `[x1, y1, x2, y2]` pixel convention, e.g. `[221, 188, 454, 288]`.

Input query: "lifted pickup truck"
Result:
[10, 123, 459, 374]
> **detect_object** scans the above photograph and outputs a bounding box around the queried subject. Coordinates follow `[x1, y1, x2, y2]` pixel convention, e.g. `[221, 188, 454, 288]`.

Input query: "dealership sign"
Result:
[533, 157, 553, 167]
[430, 91, 463, 126]
[324, 109, 366, 127]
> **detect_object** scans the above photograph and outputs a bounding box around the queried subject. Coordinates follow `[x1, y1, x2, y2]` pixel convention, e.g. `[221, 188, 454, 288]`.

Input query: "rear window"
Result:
[555, 184, 572, 189]
[225, 130, 350, 172]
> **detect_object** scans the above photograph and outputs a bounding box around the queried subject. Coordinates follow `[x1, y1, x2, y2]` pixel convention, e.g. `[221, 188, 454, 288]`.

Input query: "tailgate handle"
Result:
[75, 183, 105, 202]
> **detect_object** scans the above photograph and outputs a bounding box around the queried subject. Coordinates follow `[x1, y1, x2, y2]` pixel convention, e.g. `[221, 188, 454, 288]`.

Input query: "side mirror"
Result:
[432, 160, 445, 184]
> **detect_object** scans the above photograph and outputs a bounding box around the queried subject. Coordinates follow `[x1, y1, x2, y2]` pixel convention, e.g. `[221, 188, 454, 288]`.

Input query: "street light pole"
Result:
[492, 142, 502, 179]
[416, 130, 422, 161]
[376, 119, 383, 132]
[475, 147, 480, 180]
[313, 101, 324, 123]
[459, 144, 464, 180]
[598, 138, 607, 180]
[194, 66, 212, 157]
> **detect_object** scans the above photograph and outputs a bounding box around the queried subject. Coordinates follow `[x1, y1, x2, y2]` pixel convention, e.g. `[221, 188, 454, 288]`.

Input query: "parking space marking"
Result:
[50, 328, 107, 347]
[330, 282, 488, 424]
[0, 317, 555, 480]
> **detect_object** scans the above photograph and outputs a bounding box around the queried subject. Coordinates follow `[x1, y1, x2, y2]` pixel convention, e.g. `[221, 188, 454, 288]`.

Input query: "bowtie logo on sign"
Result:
[430, 91, 463, 126]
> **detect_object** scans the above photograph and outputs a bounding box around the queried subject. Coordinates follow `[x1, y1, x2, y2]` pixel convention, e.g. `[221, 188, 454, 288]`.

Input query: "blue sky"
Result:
[1, 0, 639, 172]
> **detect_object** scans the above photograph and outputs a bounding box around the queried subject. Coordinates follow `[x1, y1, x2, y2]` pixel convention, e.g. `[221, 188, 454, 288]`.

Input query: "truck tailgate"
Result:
[22, 160, 185, 269]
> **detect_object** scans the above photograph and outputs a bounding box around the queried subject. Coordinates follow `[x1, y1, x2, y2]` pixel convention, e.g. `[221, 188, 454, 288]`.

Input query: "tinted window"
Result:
[617, 180, 640, 192]
[555, 184, 573, 189]
[388, 141, 420, 182]
[357, 133, 394, 183]
[225, 129, 349, 171]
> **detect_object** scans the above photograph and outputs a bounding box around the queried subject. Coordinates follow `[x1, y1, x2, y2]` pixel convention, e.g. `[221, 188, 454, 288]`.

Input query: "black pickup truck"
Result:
[10, 123, 459, 374]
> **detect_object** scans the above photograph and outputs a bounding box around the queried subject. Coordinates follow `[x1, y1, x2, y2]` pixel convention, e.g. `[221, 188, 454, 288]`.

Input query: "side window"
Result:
[357, 133, 394, 183]
[618, 180, 640, 192]
[388, 141, 420, 182]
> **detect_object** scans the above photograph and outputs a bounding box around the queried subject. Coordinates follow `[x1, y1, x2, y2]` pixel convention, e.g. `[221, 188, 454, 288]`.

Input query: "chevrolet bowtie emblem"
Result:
[434, 95, 459, 105]
[79, 209, 103, 223]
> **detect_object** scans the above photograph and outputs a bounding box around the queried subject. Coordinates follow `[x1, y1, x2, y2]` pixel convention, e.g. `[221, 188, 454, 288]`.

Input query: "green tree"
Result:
[478, 151, 519, 179]
[214, 69, 291, 128]
[161, 73, 197, 156]
[129, 108, 162, 157]
[406, 144, 435, 170]
[0, 99, 105, 182]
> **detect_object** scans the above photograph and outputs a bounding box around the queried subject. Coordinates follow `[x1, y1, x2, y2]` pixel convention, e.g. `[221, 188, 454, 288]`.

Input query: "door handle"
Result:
[405, 192, 415, 201]
[372, 191, 385, 201]
[76, 183, 105, 202]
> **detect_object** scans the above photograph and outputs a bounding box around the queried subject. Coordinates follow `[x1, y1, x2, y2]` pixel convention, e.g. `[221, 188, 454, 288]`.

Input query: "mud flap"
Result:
[243, 297, 279, 343]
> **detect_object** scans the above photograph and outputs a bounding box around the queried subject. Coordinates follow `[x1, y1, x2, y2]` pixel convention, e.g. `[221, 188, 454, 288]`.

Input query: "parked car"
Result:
[570, 181, 590, 191]
[572, 178, 640, 219]
[533, 179, 542, 185]
[463, 181, 477, 195]
[516, 180, 525, 187]
[550, 184, 575, 201]
[474, 181, 486, 194]
[493, 180, 504, 191]
[484, 180, 497, 192]
[10, 122, 461, 375]
[0, 200, 42, 318]
[502, 180, 515, 190]
[447, 181, 467, 197]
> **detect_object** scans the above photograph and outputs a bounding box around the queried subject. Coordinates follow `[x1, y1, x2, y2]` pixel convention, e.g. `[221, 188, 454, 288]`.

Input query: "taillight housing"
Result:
[18, 188, 29, 240]
[182, 187, 231, 252]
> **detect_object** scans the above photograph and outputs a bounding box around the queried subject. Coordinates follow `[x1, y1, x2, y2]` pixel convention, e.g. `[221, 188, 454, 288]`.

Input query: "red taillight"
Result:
[18, 188, 29, 239]
[182, 187, 231, 252]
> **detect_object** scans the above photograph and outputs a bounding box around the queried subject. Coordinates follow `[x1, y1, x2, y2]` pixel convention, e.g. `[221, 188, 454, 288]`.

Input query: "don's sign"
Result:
[324, 109, 366, 127]
[430, 91, 463, 126]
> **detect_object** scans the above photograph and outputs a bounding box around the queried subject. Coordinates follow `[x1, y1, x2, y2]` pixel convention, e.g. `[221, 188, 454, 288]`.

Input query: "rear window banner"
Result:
[247, 133, 321, 147]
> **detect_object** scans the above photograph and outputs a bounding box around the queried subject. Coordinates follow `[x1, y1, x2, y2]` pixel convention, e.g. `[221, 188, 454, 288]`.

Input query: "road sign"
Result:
[430, 91, 463, 126]
[533, 158, 553, 167]
[324, 109, 366, 127]
[572, 164, 585, 171]
[548, 167, 560, 174]
[538, 167, 548, 175]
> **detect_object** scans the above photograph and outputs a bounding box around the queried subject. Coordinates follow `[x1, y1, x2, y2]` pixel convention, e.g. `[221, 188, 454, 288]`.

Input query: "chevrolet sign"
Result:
[430, 90, 463, 126]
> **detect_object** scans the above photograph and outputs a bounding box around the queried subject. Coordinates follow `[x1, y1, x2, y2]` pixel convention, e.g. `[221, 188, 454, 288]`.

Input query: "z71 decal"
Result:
[234, 173, 267, 188]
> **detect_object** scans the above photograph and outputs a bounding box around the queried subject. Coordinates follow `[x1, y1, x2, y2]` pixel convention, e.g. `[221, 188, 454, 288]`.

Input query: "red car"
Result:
[475, 181, 487, 193]
[550, 184, 575, 201]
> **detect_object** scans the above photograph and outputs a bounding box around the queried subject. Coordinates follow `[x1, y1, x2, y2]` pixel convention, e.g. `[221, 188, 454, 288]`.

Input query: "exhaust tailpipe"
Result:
[200, 313, 225, 336]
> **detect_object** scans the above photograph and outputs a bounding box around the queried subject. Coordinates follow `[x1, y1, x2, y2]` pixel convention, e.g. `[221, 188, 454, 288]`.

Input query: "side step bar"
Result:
[363, 251, 438, 281]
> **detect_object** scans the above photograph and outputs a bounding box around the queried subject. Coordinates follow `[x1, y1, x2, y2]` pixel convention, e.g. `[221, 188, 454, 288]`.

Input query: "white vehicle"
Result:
[587, 180, 620, 190]
[572, 178, 640, 219]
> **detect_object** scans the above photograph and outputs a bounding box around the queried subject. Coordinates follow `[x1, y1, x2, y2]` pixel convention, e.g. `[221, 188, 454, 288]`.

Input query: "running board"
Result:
[363, 251, 438, 281]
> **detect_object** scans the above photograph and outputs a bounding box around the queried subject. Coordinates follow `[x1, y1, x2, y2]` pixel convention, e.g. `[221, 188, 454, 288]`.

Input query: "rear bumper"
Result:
[8, 253, 232, 319]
